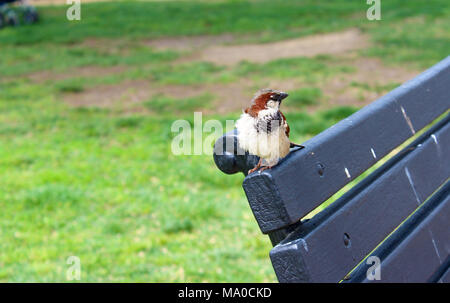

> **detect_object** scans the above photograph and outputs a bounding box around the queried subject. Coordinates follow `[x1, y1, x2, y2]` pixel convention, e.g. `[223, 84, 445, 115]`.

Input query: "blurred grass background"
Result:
[0, 0, 449, 282]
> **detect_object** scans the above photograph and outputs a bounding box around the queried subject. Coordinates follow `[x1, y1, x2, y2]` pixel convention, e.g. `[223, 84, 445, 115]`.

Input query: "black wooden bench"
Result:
[213, 56, 450, 283]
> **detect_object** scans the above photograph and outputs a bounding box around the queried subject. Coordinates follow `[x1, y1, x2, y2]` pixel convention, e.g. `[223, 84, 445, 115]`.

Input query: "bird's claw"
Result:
[248, 158, 263, 175]
[248, 165, 272, 174]
[258, 166, 272, 173]
[248, 167, 258, 175]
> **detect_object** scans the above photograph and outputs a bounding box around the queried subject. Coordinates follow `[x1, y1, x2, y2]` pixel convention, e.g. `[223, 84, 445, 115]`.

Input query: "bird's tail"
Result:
[290, 142, 305, 149]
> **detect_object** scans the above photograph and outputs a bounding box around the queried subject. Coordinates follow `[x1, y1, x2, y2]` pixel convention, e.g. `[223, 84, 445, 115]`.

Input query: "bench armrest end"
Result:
[213, 129, 259, 176]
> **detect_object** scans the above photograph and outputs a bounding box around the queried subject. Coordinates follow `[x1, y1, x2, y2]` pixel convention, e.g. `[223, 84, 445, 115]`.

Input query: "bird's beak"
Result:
[277, 92, 288, 102]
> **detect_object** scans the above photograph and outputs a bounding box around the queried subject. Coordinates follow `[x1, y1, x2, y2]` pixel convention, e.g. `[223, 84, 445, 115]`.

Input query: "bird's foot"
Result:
[248, 158, 263, 175]
[259, 166, 272, 173]
[248, 166, 259, 174]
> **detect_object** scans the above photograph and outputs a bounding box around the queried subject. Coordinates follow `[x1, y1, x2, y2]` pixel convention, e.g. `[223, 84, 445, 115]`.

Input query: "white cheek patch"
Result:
[266, 101, 279, 109]
[257, 107, 278, 119]
[267, 101, 276, 108]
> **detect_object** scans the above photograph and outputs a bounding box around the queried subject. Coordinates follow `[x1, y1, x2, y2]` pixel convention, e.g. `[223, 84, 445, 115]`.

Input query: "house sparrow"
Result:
[236, 89, 304, 174]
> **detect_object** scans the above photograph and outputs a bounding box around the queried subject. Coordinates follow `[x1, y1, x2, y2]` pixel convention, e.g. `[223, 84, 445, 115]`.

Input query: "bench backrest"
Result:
[214, 56, 450, 282]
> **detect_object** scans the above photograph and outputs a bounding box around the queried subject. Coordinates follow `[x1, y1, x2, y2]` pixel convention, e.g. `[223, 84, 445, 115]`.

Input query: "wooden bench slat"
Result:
[437, 266, 450, 283]
[344, 181, 450, 283]
[269, 116, 450, 282]
[243, 56, 450, 233]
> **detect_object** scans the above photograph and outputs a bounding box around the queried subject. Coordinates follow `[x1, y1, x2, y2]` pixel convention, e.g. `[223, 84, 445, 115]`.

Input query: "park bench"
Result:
[213, 56, 450, 283]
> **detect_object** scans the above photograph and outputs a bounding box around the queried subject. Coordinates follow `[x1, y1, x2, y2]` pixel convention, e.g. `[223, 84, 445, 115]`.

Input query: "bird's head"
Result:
[245, 89, 289, 116]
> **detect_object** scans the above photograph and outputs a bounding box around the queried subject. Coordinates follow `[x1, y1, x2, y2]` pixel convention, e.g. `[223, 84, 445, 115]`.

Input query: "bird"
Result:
[236, 89, 304, 174]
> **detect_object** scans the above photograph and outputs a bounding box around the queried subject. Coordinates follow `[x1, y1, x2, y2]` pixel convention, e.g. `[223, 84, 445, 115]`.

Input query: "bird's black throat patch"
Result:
[255, 111, 282, 134]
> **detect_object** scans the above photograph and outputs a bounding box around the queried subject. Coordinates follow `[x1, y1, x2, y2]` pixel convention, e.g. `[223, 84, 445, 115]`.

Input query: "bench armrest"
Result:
[213, 129, 259, 176]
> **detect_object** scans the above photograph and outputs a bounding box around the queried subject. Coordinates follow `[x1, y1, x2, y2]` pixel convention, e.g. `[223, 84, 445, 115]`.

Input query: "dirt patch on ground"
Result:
[322, 55, 417, 108]
[53, 28, 417, 113]
[185, 29, 370, 66]
[62, 76, 301, 114]
[146, 34, 236, 52]
[63, 80, 199, 108]
[62, 55, 418, 114]
[79, 38, 132, 55]
[27, 65, 127, 83]
[208, 78, 303, 114]
[73, 28, 369, 63]
[63, 78, 260, 113]
[64, 80, 149, 108]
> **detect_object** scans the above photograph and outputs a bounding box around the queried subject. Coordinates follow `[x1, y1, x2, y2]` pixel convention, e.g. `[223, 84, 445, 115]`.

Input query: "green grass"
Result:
[0, 79, 354, 282]
[285, 106, 359, 138]
[144, 94, 214, 114]
[56, 83, 85, 93]
[1, 0, 448, 76]
[235, 57, 355, 82]
[287, 87, 322, 107]
[365, 16, 450, 69]
[0, 85, 262, 281]
[0, 44, 179, 77]
[0, 0, 368, 45]
[0, 0, 448, 282]
[350, 81, 402, 94]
